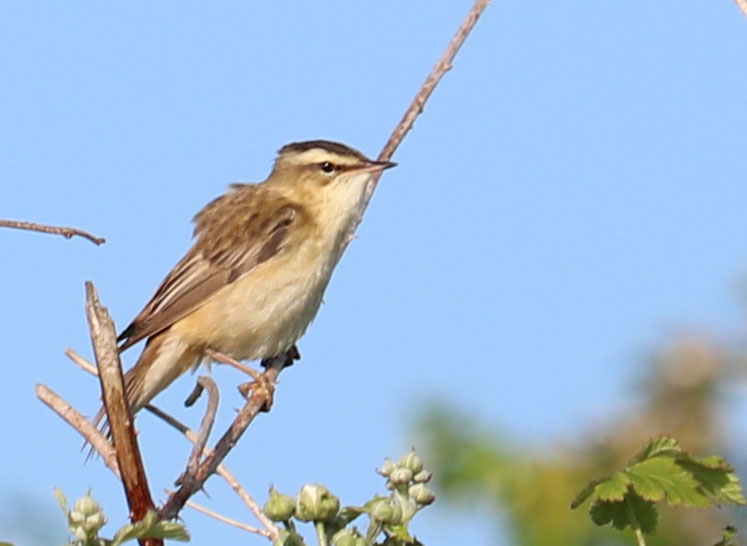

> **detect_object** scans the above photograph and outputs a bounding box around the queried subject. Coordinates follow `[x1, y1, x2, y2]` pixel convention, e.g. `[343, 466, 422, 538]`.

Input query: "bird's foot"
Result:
[238, 375, 275, 412]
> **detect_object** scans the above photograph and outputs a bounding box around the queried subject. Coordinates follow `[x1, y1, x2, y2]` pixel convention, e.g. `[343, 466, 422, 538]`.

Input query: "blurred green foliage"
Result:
[418, 337, 746, 545]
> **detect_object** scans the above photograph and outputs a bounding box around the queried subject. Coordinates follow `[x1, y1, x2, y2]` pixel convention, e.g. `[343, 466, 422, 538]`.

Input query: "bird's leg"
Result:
[204, 348, 275, 411]
[261, 344, 301, 369]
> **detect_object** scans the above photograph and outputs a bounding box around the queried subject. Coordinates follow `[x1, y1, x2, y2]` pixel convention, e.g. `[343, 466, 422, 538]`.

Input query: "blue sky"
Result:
[2, 2, 747, 545]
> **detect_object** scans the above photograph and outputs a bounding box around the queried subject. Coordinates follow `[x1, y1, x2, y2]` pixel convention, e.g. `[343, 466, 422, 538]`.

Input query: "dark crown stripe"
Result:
[278, 140, 367, 161]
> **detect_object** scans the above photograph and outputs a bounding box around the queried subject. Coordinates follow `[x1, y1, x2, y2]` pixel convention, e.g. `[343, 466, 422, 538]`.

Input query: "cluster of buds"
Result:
[378, 450, 435, 506]
[265, 484, 341, 524]
[264, 450, 434, 546]
[64, 491, 108, 543]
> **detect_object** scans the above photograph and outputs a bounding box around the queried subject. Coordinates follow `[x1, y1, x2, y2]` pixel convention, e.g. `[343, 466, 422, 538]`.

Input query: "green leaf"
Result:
[628, 456, 708, 506]
[625, 491, 658, 534]
[631, 436, 682, 463]
[338, 505, 365, 525]
[711, 526, 738, 546]
[596, 472, 630, 502]
[570, 477, 604, 509]
[110, 511, 189, 546]
[589, 491, 658, 534]
[571, 472, 630, 509]
[678, 458, 747, 506]
[589, 499, 628, 530]
[385, 523, 415, 543]
[694, 455, 734, 472]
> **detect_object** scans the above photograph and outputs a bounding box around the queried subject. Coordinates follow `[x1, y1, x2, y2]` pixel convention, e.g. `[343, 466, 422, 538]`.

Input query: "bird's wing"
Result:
[118, 185, 308, 351]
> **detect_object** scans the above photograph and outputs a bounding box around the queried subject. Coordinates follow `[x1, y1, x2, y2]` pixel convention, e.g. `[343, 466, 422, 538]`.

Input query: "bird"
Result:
[102, 140, 395, 421]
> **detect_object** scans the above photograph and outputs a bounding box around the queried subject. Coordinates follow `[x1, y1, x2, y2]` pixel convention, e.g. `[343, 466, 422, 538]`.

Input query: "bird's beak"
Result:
[354, 160, 397, 174]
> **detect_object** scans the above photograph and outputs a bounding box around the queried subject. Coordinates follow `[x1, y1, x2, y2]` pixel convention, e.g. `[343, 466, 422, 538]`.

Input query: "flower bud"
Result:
[377, 459, 396, 477]
[264, 487, 296, 522]
[72, 494, 101, 517]
[368, 498, 403, 524]
[413, 470, 433, 483]
[295, 484, 340, 522]
[331, 528, 366, 546]
[399, 451, 423, 474]
[409, 484, 435, 506]
[388, 467, 413, 486]
[273, 529, 305, 546]
[68, 492, 107, 539]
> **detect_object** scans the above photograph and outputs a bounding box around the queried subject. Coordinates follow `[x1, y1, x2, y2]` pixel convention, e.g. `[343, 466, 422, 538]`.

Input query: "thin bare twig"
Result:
[85, 282, 161, 546]
[167, 492, 269, 537]
[0, 218, 105, 245]
[734, 0, 747, 18]
[185, 377, 219, 479]
[146, 405, 278, 539]
[35, 383, 120, 476]
[344, 0, 491, 254]
[66, 347, 98, 375]
[64, 347, 279, 537]
[159, 353, 288, 521]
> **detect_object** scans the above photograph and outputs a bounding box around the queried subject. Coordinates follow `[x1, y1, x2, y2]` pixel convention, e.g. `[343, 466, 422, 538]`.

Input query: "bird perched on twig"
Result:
[100, 140, 395, 421]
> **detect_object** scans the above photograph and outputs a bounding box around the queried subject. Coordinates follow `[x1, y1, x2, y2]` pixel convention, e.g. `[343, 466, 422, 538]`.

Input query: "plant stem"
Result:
[315, 521, 328, 546]
[624, 495, 647, 546]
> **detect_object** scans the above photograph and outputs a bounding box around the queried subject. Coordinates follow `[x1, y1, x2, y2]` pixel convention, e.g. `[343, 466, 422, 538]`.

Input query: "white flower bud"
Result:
[399, 451, 423, 474]
[295, 484, 340, 522]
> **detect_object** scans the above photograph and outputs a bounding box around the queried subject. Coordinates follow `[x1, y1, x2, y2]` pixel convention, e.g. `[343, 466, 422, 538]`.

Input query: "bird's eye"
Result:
[320, 162, 335, 173]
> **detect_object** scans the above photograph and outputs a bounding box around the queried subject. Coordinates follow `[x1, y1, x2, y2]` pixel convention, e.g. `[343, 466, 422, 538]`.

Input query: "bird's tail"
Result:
[86, 333, 198, 457]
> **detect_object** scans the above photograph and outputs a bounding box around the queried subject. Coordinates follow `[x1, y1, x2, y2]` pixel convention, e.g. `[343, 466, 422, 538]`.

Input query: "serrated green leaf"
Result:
[694, 455, 734, 472]
[596, 471, 630, 502]
[628, 456, 709, 506]
[626, 490, 658, 533]
[52, 487, 68, 515]
[588, 491, 658, 535]
[110, 511, 189, 546]
[631, 436, 682, 463]
[677, 458, 747, 506]
[589, 499, 629, 530]
[571, 477, 606, 509]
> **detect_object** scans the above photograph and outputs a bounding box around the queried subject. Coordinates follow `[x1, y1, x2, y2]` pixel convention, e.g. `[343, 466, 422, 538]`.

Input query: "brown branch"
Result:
[158, 353, 288, 521]
[85, 282, 161, 546]
[65, 347, 279, 538]
[344, 0, 491, 253]
[146, 406, 279, 539]
[66, 347, 98, 375]
[35, 384, 120, 476]
[0, 218, 105, 245]
[184, 376, 219, 479]
[734, 0, 747, 18]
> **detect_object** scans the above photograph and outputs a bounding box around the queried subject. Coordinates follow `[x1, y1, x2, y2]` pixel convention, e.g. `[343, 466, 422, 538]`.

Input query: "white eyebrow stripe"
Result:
[289, 148, 362, 167]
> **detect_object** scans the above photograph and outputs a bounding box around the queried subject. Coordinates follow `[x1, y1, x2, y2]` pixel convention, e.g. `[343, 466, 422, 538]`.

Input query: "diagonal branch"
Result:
[344, 0, 491, 253]
[146, 405, 279, 539]
[85, 282, 161, 546]
[35, 383, 120, 476]
[0, 218, 105, 245]
[184, 376, 219, 480]
[158, 353, 289, 521]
